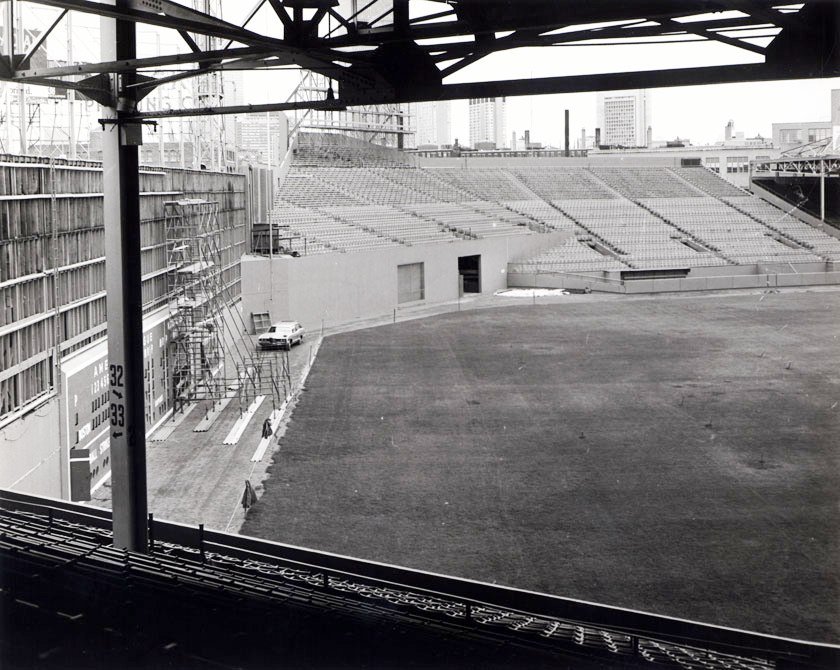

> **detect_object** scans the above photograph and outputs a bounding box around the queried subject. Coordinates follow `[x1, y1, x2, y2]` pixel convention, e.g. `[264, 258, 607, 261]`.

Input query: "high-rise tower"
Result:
[596, 90, 650, 148]
[468, 97, 507, 149]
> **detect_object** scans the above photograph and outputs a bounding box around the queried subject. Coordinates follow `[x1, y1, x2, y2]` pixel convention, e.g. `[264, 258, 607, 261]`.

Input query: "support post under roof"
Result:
[102, 0, 148, 552]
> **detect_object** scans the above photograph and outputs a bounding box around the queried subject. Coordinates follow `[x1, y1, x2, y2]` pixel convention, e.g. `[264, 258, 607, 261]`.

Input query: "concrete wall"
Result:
[508, 269, 840, 295]
[242, 232, 569, 332]
[0, 396, 63, 497]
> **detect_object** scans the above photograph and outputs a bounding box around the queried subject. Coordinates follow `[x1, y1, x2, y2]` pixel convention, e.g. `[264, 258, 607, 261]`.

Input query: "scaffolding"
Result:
[288, 70, 413, 149]
[165, 199, 284, 412]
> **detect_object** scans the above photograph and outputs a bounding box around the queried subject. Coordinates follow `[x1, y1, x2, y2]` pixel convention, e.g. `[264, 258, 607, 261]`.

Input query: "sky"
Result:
[449, 79, 838, 148]
[230, 1, 838, 148]
[18, 1, 840, 148]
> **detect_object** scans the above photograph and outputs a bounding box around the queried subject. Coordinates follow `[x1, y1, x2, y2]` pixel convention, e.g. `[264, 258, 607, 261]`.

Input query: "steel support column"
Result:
[101, 0, 148, 551]
[820, 159, 826, 222]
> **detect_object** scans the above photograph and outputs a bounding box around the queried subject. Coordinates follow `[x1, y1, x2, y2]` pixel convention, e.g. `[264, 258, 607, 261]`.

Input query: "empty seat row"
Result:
[590, 167, 701, 199]
[329, 205, 461, 245]
[670, 167, 747, 198]
[512, 167, 616, 200]
[502, 201, 576, 230]
[429, 168, 534, 201]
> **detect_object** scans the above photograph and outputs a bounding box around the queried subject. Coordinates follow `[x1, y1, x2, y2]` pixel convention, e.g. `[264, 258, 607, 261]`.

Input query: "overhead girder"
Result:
[0, 0, 837, 115]
[442, 0, 741, 32]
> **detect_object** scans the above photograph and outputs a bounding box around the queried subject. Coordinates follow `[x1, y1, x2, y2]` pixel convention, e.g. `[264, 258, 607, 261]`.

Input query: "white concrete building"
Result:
[596, 90, 650, 148]
[236, 113, 289, 167]
[469, 97, 507, 149]
[415, 101, 452, 148]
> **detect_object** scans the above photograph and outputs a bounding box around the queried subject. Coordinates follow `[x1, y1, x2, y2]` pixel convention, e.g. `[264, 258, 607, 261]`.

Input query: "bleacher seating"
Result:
[294, 132, 414, 168]
[671, 167, 747, 198]
[590, 167, 702, 199]
[512, 167, 616, 200]
[315, 168, 437, 205]
[267, 133, 840, 272]
[270, 201, 400, 253]
[469, 201, 537, 229]
[330, 205, 460, 245]
[401, 202, 533, 238]
[278, 170, 368, 208]
[515, 236, 629, 273]
[381, 168, 472, 202]
[429, 168, 534, 201]
[502, 200, 576, 231]
[641, 197, 823, 265]
[555, 199, 729, 269]
[723, 197, 840, 261]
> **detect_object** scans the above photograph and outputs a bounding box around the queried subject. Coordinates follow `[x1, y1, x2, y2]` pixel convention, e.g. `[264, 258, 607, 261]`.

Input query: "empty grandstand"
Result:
[259, 136, 840, 301]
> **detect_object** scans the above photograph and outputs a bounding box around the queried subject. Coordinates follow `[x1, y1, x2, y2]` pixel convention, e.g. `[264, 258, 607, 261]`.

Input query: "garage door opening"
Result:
[458, 255, 481, 294]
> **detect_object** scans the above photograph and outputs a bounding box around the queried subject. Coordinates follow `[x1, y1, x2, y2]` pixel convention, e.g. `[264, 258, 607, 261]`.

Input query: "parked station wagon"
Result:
[258, 321, 305, 350]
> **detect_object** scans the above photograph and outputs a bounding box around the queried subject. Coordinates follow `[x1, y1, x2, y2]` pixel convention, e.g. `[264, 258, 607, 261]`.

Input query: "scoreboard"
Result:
[61, 308, 171, 501]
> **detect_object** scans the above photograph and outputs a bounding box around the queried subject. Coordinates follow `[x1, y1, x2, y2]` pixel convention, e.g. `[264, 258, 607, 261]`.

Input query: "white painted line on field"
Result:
[223, 395, 266, 445]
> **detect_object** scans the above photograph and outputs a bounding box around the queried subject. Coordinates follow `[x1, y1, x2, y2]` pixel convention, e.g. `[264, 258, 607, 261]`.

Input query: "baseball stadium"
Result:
[1, 1, 839, 669]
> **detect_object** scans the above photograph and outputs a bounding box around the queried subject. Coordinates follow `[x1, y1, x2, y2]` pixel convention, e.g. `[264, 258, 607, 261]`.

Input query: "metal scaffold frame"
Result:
[288, 70, 412, 149]
[165, 198, 284, 412]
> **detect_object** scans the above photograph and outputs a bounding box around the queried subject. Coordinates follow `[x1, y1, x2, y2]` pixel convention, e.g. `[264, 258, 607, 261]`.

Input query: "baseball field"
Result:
[242, 290, 840, 643]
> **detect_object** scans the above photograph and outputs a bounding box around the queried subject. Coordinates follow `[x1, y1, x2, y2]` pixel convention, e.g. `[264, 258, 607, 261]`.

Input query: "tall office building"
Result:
[415, 101, 452, 148]
[236, 113, 289, 167]
[469, 97, 507, 149]
[596, 90, 650, 147]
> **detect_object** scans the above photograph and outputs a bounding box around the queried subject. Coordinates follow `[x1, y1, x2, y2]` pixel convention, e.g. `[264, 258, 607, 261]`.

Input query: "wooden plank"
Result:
[223, 395, 265, 445]
[192, 396, 233, 433]
[149, 403, 196, 442]
[250, 405, 286, 462]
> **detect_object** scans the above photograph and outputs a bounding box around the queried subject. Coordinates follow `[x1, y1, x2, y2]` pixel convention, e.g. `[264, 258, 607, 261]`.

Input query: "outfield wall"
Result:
[509, 264, 840, 294]
[0, 397, 62, 498]
[241, 232, 569, 331]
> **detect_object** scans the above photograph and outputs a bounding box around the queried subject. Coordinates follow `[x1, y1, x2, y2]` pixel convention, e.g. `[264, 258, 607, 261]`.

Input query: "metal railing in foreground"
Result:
[1, 488, 837, 669]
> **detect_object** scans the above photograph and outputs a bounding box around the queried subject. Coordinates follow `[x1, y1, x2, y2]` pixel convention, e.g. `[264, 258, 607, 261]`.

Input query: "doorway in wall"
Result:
[458, 255, 481, 294]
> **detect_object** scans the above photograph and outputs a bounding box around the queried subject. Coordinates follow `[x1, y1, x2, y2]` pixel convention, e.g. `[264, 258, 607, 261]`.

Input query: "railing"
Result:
[2, 488, 837, 669]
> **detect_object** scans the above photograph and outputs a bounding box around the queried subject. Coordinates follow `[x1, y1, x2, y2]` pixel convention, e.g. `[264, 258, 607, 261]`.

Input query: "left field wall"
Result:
[0, 155, 255, 500]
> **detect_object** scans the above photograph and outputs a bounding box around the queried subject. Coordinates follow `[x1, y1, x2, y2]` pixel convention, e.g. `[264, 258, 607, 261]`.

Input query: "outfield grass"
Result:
[242, 290, 840, 642]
